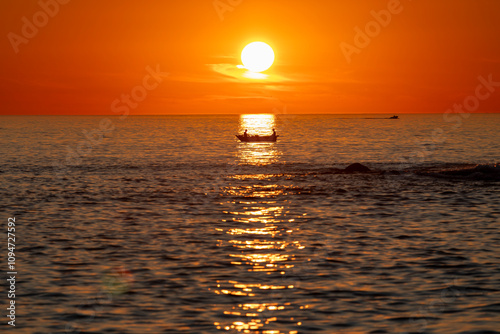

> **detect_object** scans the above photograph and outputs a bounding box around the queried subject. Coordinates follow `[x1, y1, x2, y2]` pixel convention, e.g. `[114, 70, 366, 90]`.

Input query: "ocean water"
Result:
[0, 114, 499, 334]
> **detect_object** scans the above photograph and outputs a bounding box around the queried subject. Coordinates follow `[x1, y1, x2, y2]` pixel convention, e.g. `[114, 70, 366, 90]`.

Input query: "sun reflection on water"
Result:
[210, 117, 308, 333]
[239, 114, 275, 136]
[237, 114, 281, 166]
[212, 163, 308, 333]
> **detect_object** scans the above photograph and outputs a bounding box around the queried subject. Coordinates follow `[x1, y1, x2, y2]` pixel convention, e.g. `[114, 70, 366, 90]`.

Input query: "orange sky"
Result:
[1, 0, 500, 115]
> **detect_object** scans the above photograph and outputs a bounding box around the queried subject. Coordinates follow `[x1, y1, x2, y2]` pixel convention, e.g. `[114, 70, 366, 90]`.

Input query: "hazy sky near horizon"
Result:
[1, 0, 500, 115]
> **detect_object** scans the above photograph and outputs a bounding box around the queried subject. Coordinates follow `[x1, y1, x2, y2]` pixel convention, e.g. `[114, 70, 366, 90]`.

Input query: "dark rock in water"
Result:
[344, 163, 371, 173]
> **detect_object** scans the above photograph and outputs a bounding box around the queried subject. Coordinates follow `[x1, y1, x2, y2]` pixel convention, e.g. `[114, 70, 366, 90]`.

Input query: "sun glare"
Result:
[238, 114, 279, 165]
[239, 114, 275, 135]
[241, 42, 275, 73]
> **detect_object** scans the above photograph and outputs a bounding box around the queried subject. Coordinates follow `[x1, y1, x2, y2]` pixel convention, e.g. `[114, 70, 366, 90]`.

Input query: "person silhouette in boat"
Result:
[272, 128, 276, 137]
[244, 129, 248, 138]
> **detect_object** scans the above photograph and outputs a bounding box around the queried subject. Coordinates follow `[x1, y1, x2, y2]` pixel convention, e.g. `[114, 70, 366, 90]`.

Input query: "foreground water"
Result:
[0, 114, 499, 334]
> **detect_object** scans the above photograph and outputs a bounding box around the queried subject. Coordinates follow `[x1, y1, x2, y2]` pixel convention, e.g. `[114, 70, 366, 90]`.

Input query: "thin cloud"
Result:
[207, 63, 292, 83]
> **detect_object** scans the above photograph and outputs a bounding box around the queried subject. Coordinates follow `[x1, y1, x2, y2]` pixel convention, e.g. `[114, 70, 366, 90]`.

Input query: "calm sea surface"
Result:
[0, 114, 499, 334]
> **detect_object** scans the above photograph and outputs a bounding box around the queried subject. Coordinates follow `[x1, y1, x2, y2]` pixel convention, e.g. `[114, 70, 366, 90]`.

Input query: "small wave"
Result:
[458, 331, 500, 334]
[417, 163, 500, 181]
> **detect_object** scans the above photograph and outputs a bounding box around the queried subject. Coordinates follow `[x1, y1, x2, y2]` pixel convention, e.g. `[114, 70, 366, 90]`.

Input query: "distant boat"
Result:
[236, 132, 278, 142]
[389, 115, 399, 119]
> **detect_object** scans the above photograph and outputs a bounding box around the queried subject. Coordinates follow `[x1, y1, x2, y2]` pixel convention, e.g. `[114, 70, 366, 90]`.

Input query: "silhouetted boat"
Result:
[236, 134, 278, 142]
[389, 115, 399, 119]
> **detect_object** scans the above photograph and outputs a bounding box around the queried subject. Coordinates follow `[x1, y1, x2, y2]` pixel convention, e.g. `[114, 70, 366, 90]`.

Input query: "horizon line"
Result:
[1, 112, 499, 116]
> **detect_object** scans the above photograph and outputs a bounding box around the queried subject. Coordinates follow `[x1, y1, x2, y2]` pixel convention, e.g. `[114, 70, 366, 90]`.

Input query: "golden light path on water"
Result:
[237, 114, 281, 166]
[212, 115, 307, 333]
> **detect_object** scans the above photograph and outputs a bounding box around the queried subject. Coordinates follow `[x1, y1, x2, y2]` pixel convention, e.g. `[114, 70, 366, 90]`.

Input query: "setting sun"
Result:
[241, 42, 275, 73]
